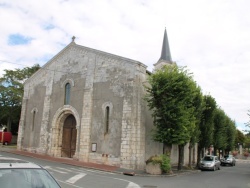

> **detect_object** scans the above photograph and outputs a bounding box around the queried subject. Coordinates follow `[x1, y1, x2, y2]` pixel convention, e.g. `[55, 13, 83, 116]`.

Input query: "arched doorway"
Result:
[61, 114, 77, 158]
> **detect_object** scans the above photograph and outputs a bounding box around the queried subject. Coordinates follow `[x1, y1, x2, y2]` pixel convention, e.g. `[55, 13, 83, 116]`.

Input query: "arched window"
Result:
[31, 108, 38, 131]
[32, 111, 36, 131]
[65, 83, 71, 105]
[105, 106, 110, 134]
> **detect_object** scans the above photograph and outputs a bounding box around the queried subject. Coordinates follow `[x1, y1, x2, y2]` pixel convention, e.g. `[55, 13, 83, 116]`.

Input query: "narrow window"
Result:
[32, 111, 36, 131]
[65, 83, 71, 105]
[105, 106, 110, 134]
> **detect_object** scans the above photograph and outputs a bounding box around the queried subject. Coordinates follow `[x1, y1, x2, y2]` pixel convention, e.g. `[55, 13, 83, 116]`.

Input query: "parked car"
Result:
[0, 157, 61, 188]
[220, 154, 236, 166]
[0, 131, 12, 145]
[199, 155, 221, 171]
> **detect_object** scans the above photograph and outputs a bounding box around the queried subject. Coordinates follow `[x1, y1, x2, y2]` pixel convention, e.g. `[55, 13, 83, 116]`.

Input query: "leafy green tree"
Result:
[0, 64, 40, 133]
[197, 95, 216, 160]
[245, 134, 250, 151]
[188, 86, 204, 167]
[245, 110, 250, 133]
[225, 118, 236, 154]
[213, 108, 227, 157]
[235, 129, 245, 149]
[145, 65, 198, 170]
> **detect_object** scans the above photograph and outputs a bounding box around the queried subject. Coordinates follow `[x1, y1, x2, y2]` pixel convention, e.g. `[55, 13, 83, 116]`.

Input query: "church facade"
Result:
[17, 29, 197, 170]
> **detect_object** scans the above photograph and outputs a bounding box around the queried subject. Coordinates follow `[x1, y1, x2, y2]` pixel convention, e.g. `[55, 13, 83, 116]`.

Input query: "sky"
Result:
[0, 0, 249, 132]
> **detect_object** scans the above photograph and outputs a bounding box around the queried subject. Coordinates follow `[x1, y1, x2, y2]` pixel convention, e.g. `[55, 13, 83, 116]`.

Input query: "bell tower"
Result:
[154, 28, 174, 70]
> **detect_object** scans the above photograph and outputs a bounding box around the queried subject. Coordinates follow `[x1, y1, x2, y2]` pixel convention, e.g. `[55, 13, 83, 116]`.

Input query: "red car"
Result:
[0, 131, 12, 145]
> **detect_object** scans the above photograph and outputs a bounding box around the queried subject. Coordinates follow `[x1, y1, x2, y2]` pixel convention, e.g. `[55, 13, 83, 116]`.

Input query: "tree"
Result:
[245, 133, 250, 151]
[0, 64, 40, 133]
[245, 110, 250, 133]
[197, 95, 216, 162]
[235, 129, 245, 149]
[188, 86, 204, 167]
[145, 65, 199, 170]
[225, 118, 236, 153]
[213, 108, 227, 157]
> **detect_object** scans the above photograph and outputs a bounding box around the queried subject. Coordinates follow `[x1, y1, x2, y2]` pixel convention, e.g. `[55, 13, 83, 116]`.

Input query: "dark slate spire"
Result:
[154, 28, 174, 71]
[159, 28, 172, 62]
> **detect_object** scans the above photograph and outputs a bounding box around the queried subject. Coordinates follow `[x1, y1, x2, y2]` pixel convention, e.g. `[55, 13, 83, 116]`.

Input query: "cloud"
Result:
[0, 0, 250, 131]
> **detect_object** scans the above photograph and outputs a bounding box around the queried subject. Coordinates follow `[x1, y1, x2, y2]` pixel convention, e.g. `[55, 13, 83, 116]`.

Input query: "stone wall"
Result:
[18, 41, 196, 170]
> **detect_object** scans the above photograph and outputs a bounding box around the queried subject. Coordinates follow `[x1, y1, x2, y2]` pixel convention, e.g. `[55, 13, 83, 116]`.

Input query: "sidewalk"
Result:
[0, 145, 200, 176]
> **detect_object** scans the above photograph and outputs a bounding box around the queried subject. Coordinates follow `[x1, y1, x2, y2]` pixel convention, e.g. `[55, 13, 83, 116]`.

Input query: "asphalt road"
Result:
[133, 162, 250, 188]
[1, 151, 250, 188]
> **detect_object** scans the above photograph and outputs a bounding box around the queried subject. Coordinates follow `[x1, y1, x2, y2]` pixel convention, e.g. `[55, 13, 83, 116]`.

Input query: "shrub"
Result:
[243, 152, 249, 157]
[161, 154, 171, 173]
[146, 155, 161, 165]
[232, 151, 238, 157]
[146, 154, 171, 173]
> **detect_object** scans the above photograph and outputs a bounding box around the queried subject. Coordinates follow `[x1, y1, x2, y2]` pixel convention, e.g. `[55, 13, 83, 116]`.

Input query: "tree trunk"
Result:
[6, 105, 14, 132]
[163, 143, 172, 156]
[196, 145, 202, 168]
[188, 144, 192, 168]
[192, 144, 196, 165]
[178, 145, 184, 171]
[213, 147, 217, 156]
[7, 116, 11, 132]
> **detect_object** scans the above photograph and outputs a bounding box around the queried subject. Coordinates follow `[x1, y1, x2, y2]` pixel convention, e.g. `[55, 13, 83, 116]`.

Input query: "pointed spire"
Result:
[159, 28, 172, 62]
[154, 28, 174, 71]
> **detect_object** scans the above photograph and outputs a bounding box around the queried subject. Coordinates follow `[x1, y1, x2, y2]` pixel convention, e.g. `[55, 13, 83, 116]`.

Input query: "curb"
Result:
[1, 147, 201, 177]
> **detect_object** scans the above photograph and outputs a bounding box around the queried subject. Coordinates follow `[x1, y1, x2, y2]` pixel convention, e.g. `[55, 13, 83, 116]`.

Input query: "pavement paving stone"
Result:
[0, 145, 201, 176]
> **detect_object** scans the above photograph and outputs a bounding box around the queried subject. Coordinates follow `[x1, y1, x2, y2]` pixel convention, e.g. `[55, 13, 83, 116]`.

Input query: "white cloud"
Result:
[0, 0, 249, 131]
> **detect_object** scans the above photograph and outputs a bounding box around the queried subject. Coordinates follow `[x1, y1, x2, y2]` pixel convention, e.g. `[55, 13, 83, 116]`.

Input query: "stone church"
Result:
[17, 29, 197, 170]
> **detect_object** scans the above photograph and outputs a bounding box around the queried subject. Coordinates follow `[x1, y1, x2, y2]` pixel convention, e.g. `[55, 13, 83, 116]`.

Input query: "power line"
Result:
[0, 60, 29, 67]
[0, 59, 85, 76]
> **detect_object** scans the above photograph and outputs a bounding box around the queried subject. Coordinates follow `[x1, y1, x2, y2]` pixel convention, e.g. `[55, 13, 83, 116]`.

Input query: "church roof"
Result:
[159, 28, 172, 62]
[24, 37, 147, 84]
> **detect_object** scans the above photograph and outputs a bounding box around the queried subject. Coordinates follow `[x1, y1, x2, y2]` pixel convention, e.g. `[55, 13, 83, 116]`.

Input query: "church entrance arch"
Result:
[61, 114, 77, 158]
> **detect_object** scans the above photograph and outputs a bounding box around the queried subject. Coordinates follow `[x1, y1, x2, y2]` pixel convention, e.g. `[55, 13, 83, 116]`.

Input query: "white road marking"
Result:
[57, 179, 86, 188]
[43, 166, 68, 174]
[126, 182, 141, 188]
[69, 168, 85, 173]
[66, 173, 86, 184]
[56, 167, 73, 172]
[114, 178, 141, 188]
[81, 168, 116, 175]
[69, 167, 116, 175]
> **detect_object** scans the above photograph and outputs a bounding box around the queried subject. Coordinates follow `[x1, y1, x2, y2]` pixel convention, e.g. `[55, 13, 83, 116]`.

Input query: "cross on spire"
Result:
[72, 36, 76, 42]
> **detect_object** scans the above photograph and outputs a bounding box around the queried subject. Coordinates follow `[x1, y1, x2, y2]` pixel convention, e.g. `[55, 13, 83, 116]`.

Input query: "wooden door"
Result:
[61, 115, 76, 158]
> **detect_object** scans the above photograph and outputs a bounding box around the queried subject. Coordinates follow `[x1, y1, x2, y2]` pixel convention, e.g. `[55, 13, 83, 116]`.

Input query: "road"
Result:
[0, 152, 140, 188]
[1, 151, 250, 188]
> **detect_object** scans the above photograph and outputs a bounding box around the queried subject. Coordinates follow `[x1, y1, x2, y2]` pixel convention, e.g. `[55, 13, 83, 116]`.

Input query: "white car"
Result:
[0, 157, 61, 188]
[199, 155, 221, 171]
[220, 155, 236, 166]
